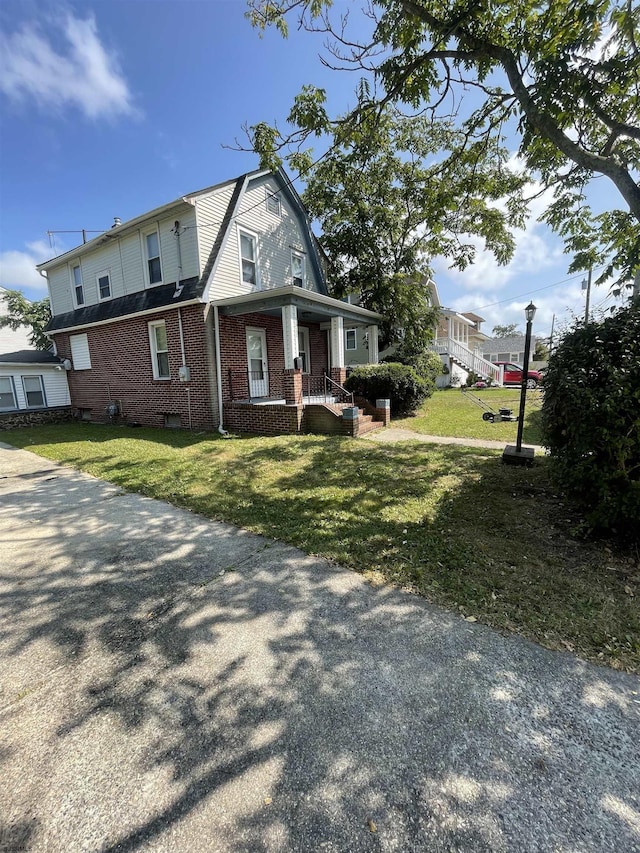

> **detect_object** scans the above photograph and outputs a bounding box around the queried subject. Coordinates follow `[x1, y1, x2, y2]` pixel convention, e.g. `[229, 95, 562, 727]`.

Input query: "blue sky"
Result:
[0, 0, 626, 341]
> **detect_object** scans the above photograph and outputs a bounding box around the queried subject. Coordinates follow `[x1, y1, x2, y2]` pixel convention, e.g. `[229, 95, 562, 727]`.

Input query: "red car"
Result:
[493, 361, 543, 389]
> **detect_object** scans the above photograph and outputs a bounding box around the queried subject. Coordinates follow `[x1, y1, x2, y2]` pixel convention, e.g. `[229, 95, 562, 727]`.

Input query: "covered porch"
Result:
[211, 285, 384, 435]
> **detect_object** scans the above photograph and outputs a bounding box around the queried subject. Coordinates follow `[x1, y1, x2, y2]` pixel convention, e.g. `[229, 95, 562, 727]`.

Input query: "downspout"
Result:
[177, 307, 192, 430]
[213, 304, 227, 435]
[175, 221, 192, 430]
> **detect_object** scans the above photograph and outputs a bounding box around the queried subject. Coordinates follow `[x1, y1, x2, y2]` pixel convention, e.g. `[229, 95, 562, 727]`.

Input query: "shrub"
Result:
[540, 302, 640, 535]
[345, 362, 430, 416]
[383, 343, 443, 386]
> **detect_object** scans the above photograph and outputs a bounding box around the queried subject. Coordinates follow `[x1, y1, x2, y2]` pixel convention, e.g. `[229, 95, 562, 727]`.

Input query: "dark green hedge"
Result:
[345, 363, 431, 416]
[541, 302, 640, 534]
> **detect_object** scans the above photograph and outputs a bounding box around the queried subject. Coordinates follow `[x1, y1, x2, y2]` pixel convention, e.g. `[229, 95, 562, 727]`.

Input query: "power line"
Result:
[471, 267, 607, 312]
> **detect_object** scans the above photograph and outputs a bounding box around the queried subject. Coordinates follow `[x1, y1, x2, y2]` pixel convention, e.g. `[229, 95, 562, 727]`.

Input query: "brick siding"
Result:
[51, 305, 216, 430]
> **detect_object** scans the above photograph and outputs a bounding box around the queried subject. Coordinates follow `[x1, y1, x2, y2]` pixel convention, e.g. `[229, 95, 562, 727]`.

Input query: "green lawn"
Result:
[5, 423, 638, 672]
[396, 386, 544, 444]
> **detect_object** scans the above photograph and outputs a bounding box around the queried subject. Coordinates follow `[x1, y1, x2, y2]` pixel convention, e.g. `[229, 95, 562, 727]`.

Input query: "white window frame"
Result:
[238, 227, 259, 289]
[143, 226, 163, 287]
[96, 269, 112, 301]
[345, 328, 357, 351]
[21, 375, 46, 408]
[297, 326, 311, 374]
[71, 262, 84, 307]
[0, 376, 17, 411]
[148, 320, 170, 380]
[266, 191, 281, 216]
[291, 250, 306, 288]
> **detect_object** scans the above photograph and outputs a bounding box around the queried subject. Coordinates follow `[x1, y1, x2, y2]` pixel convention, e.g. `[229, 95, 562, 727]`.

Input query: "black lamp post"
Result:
[502, 301, 537, 465]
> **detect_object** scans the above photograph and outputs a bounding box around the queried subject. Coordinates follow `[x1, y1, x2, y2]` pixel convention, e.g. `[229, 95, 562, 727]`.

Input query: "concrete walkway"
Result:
[363, 427, 546, 452]
[1, 444, 638, 853]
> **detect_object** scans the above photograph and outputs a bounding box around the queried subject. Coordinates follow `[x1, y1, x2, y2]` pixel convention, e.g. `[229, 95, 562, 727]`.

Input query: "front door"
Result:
[246, 328, 268, 397]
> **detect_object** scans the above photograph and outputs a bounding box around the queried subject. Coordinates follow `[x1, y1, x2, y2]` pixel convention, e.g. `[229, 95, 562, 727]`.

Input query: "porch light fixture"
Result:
[502, 302, 537, 466]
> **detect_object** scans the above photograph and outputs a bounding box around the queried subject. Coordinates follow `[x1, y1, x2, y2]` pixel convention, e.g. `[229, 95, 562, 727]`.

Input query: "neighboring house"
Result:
[0, 287, 71, 421]
[429, 287, 500, 386]
[0, 350, 71, 416]
[341, 279, 502, 386]
[481, 335, 538, 366]
[38, 169, 385, 435]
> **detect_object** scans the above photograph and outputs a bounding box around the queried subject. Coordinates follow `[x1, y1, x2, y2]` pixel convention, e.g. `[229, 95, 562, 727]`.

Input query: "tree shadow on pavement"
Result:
[0, 444, 639, 852]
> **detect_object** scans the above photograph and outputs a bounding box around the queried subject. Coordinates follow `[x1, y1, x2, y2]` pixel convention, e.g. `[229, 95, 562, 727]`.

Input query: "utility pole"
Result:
[582, 266, 593, 323]
[548, 313, 555, 353]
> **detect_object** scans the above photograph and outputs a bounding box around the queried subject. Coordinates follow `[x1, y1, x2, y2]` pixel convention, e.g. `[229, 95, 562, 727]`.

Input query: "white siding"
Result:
[47, 266, 74, 316]
[45, 204, 199, 316]
[210, 175, 322, 300]
[0, 366, 70, 409]
[194, 183, 236, 272]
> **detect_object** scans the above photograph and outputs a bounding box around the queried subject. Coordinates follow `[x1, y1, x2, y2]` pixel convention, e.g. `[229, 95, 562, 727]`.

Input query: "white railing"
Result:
[432, 337, 501, 384]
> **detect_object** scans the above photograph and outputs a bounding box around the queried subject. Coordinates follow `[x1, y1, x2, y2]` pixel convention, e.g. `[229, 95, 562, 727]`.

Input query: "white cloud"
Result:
[434, 178, 564, 293]
[0, 240, 56, 291]
[0, 13, 135, 119]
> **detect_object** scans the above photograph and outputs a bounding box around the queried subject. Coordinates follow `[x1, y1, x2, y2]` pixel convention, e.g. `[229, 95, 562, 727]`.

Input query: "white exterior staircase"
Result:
[432, 337, 501, 384]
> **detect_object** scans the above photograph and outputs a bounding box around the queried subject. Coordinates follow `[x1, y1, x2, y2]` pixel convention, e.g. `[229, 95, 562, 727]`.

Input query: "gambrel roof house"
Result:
[39, 169, 385, 436]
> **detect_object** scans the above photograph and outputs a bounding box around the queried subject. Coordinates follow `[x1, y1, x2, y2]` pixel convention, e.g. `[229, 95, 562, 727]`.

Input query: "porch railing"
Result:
[227, 369, 353, 404]
[432, 337, 501, 383]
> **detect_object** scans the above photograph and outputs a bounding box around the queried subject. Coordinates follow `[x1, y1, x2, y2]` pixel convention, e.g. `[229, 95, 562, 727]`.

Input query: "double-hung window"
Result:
[0, 378, 17, 410]
[149, 320, 170, 380]
[97, 270, 112, 300]
[240, 231, 257, 287]
[72, 264, 84, 306]
[291, 251, 305, 288]
[145, 230, 162, 284]
[345, 329, 357, 351]
[22, 376, 46, 408]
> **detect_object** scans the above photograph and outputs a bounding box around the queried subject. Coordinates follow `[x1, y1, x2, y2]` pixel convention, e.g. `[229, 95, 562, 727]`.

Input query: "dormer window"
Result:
[145, 230, 162, 285]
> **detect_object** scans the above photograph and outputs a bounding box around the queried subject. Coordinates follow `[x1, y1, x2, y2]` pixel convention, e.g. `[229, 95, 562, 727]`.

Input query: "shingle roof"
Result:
[46, 277, 202, 333]
[0, 349, 61, 364]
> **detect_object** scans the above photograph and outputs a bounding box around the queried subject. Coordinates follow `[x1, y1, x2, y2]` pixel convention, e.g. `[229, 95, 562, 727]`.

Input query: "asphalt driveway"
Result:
[1, 443, 639, 852]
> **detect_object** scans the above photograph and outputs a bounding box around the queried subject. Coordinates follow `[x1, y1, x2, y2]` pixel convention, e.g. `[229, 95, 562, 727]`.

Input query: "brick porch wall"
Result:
[52, 304, 216, 430]
[219, 313, 328, 401]
[223, 402, 304, 435]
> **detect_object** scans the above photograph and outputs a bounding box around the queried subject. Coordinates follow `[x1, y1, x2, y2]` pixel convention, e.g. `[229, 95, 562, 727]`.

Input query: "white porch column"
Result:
[330, 316, 345, 368]
[447, 316, 452, 340]
[282, 304, 299, 369]
[367, 325, 379, 363]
